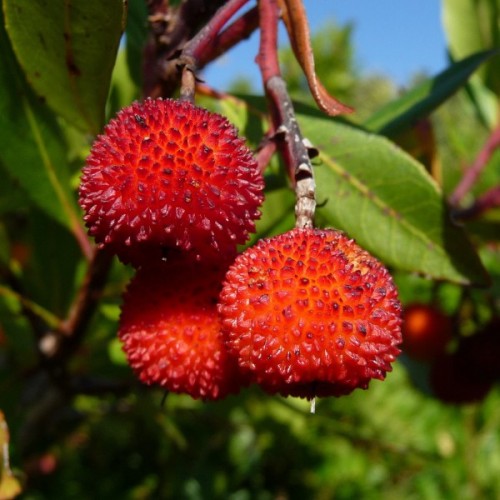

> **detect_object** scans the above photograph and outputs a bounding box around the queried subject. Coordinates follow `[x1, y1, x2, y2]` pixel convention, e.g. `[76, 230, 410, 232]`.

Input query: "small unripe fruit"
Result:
[79, 98, 264, 266]
[119, 260, 243, 400]
[218, 228, 402, 399]
[401, 303, 453, 361]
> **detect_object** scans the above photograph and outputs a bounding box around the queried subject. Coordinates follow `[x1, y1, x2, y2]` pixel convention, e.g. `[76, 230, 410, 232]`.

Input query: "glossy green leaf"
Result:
[126, 0, 148, 87]
[4, 0, 125, 134]
[249, 188, 296, 246]
[298, 114, 489, 286]
[364, 50, 498, 135]
[0, 8, 81, 232]
[442, 0, 500, 96]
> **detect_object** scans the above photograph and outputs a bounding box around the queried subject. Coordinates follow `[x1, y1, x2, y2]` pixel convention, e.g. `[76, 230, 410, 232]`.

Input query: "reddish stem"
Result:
[178, 0, 252, 101]
[256, 133, 278, 173]
[39, 247, 114, 361]
[197, 6, 259, 69]
[454, 185, 500, 220]
[182, 0, 251, 63]
[256, 0, 316, 229]
[449, 125, 500, 206]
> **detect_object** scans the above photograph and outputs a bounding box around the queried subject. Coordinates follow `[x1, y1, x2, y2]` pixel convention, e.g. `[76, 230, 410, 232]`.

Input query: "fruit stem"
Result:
[257, 0, 316, 228]
[449, 123, 500, 206]
[178, 0, 254, 102]
[181, 0, 251, 67]
[453, 185, 500, 220]
[40, 247, 114, 362]
[196, 6, 259, 70]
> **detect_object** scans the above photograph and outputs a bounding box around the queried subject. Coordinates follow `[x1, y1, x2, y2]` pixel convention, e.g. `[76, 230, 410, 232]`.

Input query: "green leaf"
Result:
[0, 8, 82, 232]
[4, 0, 125, 134]
[125, 0, 148, 87]
[0, 163, 27, 215]
[298, 114, 490, 286]
[364, 50, 498, 135]
[249, 188, 296, 246]
[25, 210, 82, 316]
[442, 0, 500, 96]
[108, 47, 140, 118]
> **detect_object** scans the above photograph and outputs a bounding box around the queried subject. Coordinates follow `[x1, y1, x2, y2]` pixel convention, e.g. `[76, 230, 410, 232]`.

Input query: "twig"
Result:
[449, 125, 500, 206]
[196, 6, 259, 70]
[453, 185, 500, 220]
[181, 0, 251, 63]
[256, 133, 278, 173]
[256, 0, 316, 228]
[169, 0, 254, 100]
[143, 0, 228, 98]
[179, 63, 197, 103]
[39, 247, 114, 360]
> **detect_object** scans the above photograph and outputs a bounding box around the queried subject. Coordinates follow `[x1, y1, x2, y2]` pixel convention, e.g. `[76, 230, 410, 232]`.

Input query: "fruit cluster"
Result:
[401, 304, 500, 404]
[80, 98, 403, 402]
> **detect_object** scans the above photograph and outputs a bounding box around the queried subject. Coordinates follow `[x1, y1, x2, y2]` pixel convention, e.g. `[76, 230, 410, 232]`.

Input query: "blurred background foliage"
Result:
[1, 0, 500, 498]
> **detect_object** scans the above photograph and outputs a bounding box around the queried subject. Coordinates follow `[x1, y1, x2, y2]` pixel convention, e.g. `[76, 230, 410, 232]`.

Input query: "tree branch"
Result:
[39, 247, 114, 361]
[449, 124, 500, 206]
[453, 185, 500, 220]
[256, 0, 316, 229]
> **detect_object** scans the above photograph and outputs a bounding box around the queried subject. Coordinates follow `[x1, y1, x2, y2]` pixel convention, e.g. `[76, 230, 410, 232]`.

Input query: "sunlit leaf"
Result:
[442, 0, 500, 96]
[249, 188, 296, 246]
[298, 113, 489, 286]
[4, 0, 125, 134]
[364, 50, 498, 135]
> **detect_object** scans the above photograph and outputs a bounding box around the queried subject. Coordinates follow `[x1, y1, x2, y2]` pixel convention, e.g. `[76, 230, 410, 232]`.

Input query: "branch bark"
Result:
[256, 0, 316, 229]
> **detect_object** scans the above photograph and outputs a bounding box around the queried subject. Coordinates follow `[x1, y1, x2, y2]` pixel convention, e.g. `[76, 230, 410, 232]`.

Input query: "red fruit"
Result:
[455, 318, 500, 381]
[79, 98, 264, 266]
[401, 303, 452, 361]
[218, 228, 402, 399]
[118, 260, 243, 400]
[430, 351, 492, 405]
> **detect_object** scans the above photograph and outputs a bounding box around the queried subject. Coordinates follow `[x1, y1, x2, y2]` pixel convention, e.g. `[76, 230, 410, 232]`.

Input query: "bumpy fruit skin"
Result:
[401, 303, 452, 361]
[118, 260, 243, 400]
[218, 228, 402, 399]
[79, 98, 264, 266]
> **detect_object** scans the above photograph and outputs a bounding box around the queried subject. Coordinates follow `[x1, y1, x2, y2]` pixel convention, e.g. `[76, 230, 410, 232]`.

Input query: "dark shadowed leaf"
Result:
[126, 0, 149, 87]
[364, 50, 498, 136]
[298, 113, 489, 286]
[4, 0, 125, 134]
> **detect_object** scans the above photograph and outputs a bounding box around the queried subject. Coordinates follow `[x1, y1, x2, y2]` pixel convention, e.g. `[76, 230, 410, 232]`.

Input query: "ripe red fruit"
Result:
[118, 260, 243, 400]
[401, 303, 453, 361]
[454, 318, 500, 381]
[430, 351, 492, 405]
[79, 98, 264, 266]
[218, 228, 402, 399]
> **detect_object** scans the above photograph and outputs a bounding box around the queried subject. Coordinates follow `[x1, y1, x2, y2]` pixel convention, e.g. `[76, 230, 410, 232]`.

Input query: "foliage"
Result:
[0, 0, 499, 498]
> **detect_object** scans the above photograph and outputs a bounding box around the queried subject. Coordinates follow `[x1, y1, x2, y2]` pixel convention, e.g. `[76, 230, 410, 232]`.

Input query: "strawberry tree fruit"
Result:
[218, 227, 402, 400]
[401, 303, 453, 361]
[119, 259, 245, 401]
[79, 98, 264, 266]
